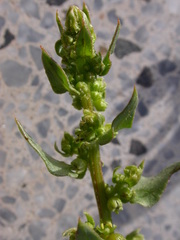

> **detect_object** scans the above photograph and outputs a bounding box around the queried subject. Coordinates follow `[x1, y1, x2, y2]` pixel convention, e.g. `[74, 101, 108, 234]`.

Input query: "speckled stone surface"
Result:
[0, 0, 180, 239]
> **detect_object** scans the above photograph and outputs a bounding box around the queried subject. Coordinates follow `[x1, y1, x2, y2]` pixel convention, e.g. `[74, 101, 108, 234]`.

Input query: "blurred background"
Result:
[0, 0, 180, 239]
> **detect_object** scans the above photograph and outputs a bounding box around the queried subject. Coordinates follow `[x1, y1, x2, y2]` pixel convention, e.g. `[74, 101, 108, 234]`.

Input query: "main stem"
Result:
[88, 143, 112, 225]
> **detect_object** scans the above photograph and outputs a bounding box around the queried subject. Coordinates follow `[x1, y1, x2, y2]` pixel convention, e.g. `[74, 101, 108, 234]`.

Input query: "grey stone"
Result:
[0, 16, 5, 31]
[28, 222, 46, 240]
[141, 228, 152, 239]
[108, 9, 123, 25]
[111, 148, 120, 157]
[134, 25, 149, 43]
[111, 138, 120, 145]
[158, 44, 171, 57]
[153, 234, 163, 240]
[38, 208, 55, 218]
[34, 83, 43, 101]
[97, 31, 110, 40]
[136, 67, 154, 87]
[56, 214, 76, 238]
[0, 176, 3, 184]
[18, 23, 44, 43]
[53, 198, 66, 213]
[113, 206, 130, 224]
[2, 196, 16, 204]
[4, 103, 15, 113]
[0, 99, 4, 108]
[176, 24, 180, 36]
[38, 104, 50, 115]
[0, 60, 32, 87]
[0, 150, 6, 167]
[142, 50, 157, 62]
[163, 149, 175, 160]
[94, 0, 103, 10]
[21, 0, 39, 18]
[138, 100, 149, 117]
[0, 208, 17, 223]
[130, 139, 147, 156]
[0, 29, 15, 49]
[19, 47, 27, 59]
[111, 159, 121, 170]
[31, 75, 39, 86]
[58, 107, 68, 116]
[166, 0, 180, 15]
[55, 179, 65, 190]
[29, 45, 43, 70]
[114, 38, 141, 59]
[68, 113, 81, 125]
[19, 102, 28, 112]
[128, 15, 138, 26]
[44, 91, 60, 104]
[119, 27, 130, 37]
[41, 12, 54, 29]
[46, 0, 66, 6]
[36, 118, 50, 138]
[158, 59, 176, 76]
[172, 126, 180, 143]
[20, 190, 29, 201]
[102, 165, 108, 175]
[141, 3, 162, 15]
[66, 185, 78, 199]
[143, 159, 157, 174]
[85, 193, 93, 201]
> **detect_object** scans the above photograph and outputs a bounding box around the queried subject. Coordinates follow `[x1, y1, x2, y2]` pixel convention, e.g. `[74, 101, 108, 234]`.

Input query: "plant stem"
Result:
[88, 143, 112, 225]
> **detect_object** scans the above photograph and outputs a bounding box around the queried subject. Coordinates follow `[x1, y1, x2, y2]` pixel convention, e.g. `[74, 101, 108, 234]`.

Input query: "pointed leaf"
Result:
[98, 128, 114, 146]
[41, 46, 79, 95]
[131, 162, 180, 207]
[15, 119, 79, 178]
[76, 220, 103, 240]
[56, 10, 64, 36]
[101, 19, 121, 76]
[76, 22, 94, 58]
[126, 229, 144, 240]
[84, 212, 95, 228]
[82, 3, 91, 23]
[54, 141, 69, 157]
[112, 86, 138, 133]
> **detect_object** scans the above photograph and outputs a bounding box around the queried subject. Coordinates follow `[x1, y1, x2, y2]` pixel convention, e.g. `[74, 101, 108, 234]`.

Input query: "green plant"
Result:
[15, 3, 180, 240]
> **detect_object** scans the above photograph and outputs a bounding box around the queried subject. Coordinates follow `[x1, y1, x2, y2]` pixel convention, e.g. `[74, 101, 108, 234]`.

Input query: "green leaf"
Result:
[76, 220, 103, 240]
[41, 46, 79, 95]
[82, 2, 91, 23]
[76, 22, 94, 58]
[15, 119, 79, 178]
[101, 19, 121, 76]
[98, 128, 114, 146]
[131, 162, 180, 207]
[112, 86, 138, 133]
[126, 229, 144, 240]
[56, 10, 64, 35]
[84, 212, 95, 228]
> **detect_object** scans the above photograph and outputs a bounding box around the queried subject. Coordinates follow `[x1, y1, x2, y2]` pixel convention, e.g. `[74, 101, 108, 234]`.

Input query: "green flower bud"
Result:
[65, 6, 84, 34]
[76, 82, 89, 94]
[118, 183, 134, 203]
[107, 197, 123, 213]
[92, 79, 106, 92]
[71, 157, 87, 179]
[61, 132, 77, 156]
[94, 99, 107, 111]
[105, 184, 114, 196]
[106, 233, 126, 240]
[124, 161, 144, 187]
[91, 91, 102, 100]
